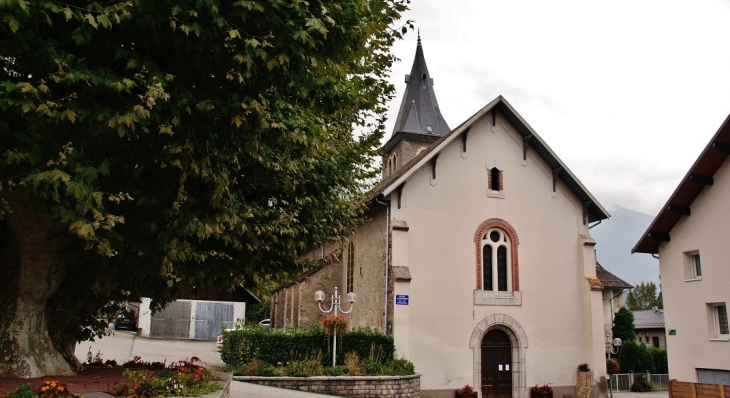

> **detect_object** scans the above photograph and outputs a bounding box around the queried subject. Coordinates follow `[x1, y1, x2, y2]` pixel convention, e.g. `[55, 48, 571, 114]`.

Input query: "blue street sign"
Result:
[395, 295, 409, 305]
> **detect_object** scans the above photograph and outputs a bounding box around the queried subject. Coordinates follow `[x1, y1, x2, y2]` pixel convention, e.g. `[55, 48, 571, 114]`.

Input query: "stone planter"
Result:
[530, 392, 553, 398]
[455, 392, 478, 398]
[576, 370, 593, 398]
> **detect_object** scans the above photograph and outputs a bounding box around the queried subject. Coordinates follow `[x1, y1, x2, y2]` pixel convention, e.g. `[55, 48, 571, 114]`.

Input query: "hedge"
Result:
[220, 326, 395, 367]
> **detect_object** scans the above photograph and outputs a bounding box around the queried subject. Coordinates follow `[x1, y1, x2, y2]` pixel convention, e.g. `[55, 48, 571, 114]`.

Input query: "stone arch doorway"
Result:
[470, 314, 528, 398]
[481, 329, 512, 397]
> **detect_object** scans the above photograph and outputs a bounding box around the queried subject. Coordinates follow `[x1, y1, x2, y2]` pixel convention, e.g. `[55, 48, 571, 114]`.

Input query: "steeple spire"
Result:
[391, 35, 450, 137]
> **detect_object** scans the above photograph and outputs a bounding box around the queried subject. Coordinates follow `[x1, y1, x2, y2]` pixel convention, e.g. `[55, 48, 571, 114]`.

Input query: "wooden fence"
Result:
[669, 379, 728, 398]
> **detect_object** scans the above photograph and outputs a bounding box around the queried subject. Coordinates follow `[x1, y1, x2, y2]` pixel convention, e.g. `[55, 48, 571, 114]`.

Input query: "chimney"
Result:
[652, 306, 658, 313]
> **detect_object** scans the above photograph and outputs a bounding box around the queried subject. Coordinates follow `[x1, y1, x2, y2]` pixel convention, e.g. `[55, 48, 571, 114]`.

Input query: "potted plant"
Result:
[456, 384, 478, 397]
[530, 384, 553, 398]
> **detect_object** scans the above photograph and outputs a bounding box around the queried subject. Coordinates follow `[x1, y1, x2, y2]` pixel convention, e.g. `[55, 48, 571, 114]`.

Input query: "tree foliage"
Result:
[0, 0, 409, 375]
[613, 307, 636, 343]
[618, 339, 655, 374]
[648, 347, 668, 374]
[626, 282, 662, 311]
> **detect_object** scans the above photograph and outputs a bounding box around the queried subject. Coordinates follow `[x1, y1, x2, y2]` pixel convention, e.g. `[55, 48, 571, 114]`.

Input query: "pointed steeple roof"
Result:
[391, 33, 450, 137]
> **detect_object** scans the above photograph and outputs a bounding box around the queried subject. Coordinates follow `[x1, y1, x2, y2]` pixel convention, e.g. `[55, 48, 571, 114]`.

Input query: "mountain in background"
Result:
[590, 206, 660, 287]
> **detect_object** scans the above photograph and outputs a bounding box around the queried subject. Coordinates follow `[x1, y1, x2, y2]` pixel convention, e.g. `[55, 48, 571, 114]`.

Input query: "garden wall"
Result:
[234, 374, 420, 398]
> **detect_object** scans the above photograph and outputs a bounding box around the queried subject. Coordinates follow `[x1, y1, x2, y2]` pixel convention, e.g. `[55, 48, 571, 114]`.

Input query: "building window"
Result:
[346, 241, 354, 293]
[473, 219, 521, 305]
[652, 336, 660, 347]
[685, 251, 702, 280]
[481, 228, 511, 292]
[710, 303, 729, 339]
[489, 167, 502, 192]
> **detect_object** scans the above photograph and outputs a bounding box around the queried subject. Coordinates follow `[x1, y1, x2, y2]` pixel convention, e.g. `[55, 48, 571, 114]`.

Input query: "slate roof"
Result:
[391, 35, 450, 137]
[632, 309, 665, 329]
[596, 263, 633, 290]
[633, 112, 730, 254]
[368, 96, 610, 223]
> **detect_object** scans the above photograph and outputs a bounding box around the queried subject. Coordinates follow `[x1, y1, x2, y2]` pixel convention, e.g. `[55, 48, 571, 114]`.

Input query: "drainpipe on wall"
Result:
[376, 196, 391, 334]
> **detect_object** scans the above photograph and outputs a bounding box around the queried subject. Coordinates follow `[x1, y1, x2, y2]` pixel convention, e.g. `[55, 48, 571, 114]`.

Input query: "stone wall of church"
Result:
[271, 205, 389, 333]
[346, 205, 388, 331]
[383, 134, 438, 178]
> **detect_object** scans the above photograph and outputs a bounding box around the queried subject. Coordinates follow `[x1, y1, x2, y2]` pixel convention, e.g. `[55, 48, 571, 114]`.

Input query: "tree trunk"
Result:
[0, 192, 74, 378]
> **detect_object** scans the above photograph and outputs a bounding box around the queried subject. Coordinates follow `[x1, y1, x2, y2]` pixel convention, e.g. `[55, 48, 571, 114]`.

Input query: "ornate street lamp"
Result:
[606, 335, 622, 398]
[315, 287, 355, 367]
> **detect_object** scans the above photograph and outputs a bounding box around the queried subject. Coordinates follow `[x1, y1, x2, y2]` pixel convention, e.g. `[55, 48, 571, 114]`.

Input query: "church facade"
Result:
[272, 38, 611, 398]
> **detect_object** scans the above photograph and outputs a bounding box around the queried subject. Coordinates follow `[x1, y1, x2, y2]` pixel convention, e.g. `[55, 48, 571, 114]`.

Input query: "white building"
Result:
[633, 113, 730, 385]
[274, 37, 616, 398]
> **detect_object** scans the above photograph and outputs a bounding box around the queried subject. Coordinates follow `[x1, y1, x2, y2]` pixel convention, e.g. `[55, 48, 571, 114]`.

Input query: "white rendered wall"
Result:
[389, 111, 604, 395]
[656, 157, 730, 382]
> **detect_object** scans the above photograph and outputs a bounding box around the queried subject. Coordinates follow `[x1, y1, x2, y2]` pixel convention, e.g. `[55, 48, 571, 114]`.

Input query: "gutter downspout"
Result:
[376, 196, 391, 334]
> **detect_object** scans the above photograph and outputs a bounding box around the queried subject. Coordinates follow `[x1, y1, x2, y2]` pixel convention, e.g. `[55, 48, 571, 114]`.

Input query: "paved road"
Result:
[75, 331, 340, 398]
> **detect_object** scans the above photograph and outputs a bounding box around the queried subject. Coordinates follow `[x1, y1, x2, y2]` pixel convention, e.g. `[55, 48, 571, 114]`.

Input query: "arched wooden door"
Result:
[481, 329, 512, 398]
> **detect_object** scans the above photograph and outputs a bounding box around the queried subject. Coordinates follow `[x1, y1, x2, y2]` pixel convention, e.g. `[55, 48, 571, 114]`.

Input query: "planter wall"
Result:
[576, 370, 593, 398]
[234, 374, 420, 398]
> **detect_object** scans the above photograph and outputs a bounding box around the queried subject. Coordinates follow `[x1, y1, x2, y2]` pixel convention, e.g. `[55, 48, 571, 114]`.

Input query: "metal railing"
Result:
[610, 373, 670, 391]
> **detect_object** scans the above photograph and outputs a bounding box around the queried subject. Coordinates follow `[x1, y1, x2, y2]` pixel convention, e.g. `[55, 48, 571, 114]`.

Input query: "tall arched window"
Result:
[474, 219, 519, 292]
[346, 241, 354, 293]
[482, 228, 510, 291]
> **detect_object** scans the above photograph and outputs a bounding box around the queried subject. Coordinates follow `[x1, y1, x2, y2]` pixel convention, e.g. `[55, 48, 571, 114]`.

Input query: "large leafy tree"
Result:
[0, 0, 408, 378]
[626, 281, 662, 311]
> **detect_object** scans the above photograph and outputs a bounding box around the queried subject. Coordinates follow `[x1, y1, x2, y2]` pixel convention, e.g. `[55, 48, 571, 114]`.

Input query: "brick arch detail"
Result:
[474, 218, 520, 291]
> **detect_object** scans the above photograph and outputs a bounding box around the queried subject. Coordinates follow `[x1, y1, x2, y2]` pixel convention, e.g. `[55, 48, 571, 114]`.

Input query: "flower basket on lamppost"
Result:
[315, 287, 355, 367]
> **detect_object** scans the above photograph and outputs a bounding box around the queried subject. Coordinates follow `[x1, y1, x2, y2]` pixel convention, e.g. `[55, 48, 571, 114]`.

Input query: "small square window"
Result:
[684, 251, 702, 280]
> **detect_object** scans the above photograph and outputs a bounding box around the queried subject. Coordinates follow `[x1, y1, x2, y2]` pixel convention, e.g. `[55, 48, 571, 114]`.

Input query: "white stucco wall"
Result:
[656, 156, 730, 382]
[388, 111, 605, 396]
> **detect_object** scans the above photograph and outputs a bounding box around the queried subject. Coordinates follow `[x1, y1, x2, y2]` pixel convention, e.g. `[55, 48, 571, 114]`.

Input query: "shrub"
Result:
[284, 350, 324, 377]
[631, 376, 654, 392]
[5, 385, 34, 398]
[578, 363, 590, 372]
[618, 340, 655, 373]
[344, 352, 361, 375]
[219, 326, 394, 367]
[323, 366, 349, 376]
[647, 347, 668, 374]
[383, 358, 415, 376]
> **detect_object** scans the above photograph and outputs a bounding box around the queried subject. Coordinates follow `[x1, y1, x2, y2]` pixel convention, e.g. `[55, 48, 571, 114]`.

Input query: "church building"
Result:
[272, 37, 611, 398]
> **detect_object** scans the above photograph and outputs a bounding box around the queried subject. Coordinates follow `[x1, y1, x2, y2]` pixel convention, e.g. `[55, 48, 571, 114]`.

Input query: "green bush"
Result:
[647, 347, 668, 374]
[631, 375, 654, 392]
[383, 358, 415, 376]
[6, 385, 33, 398]
[220, 326, 395, 368]
[618, 340, 655, 373]
[323, 366, 349, 376]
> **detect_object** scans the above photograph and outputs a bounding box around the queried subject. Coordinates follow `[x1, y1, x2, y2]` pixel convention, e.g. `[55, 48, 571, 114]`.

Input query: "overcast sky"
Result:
[382, 0, 730, 216]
